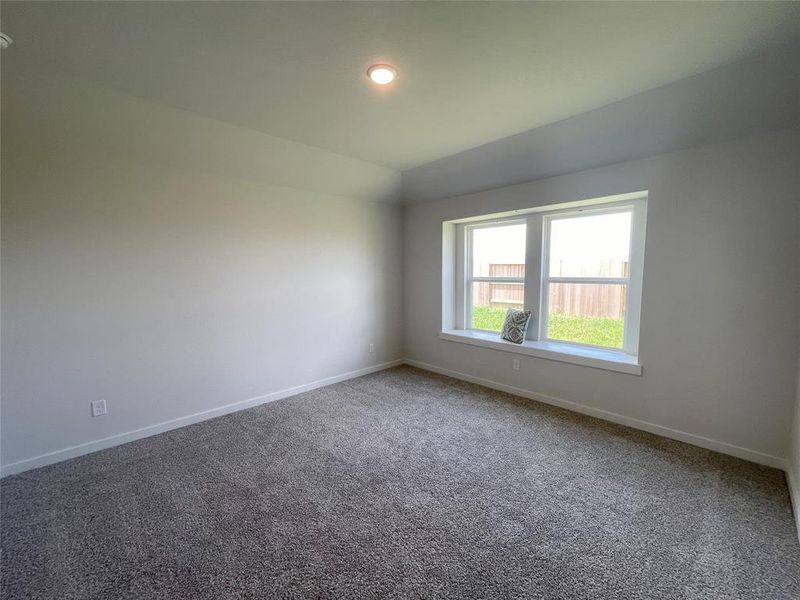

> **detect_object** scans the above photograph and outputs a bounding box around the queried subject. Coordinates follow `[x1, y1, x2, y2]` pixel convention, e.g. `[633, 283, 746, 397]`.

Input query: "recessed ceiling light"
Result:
[0, 33, 12, 50]
[367, 64, 396, 85]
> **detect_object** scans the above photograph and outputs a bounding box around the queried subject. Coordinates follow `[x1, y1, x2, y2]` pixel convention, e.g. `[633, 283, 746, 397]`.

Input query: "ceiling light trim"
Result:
[367, 64, 396, 85]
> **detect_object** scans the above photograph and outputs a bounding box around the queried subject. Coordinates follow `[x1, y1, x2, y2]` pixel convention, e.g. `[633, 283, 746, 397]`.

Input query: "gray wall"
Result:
[1, 66, 404, 470]
[404, 129, 800, 463]
[402, 43, 799, 204]
[790, 209, 800, 533]
[792, 356, 800, 533]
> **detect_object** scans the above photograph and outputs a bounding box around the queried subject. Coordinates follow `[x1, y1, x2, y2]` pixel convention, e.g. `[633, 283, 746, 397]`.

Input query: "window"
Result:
[468, 222, 526, 332]
[447, 194, 646, 370]
[542, 209, 633, 350]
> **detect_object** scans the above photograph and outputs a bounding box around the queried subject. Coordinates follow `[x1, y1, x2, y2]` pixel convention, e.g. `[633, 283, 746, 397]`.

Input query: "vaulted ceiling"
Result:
[4, 2, 800, 170]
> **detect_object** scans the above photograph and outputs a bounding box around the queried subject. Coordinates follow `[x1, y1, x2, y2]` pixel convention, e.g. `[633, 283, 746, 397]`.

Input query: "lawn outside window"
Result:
[444, 193, 647, 374]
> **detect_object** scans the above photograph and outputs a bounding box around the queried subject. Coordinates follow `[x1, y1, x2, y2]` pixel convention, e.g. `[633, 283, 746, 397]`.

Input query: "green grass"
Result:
[472, 305, 509, 332]
[472, 305, 623, 349]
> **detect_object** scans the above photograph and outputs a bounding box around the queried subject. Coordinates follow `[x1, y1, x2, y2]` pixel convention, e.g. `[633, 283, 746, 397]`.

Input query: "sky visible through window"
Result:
[549, 212, 631, 277]
[472, 223, 526, 277]
[471, 213, 631, 278]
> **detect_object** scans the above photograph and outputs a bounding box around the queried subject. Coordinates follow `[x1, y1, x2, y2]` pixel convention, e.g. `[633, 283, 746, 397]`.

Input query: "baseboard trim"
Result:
[0, 359, 404, 478]
[787, 466, 800, 543]
[1, 357, 789, 483]
[403, 358, 788, 471]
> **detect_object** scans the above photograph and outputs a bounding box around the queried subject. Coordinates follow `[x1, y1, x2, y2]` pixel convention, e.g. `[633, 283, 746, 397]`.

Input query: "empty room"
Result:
[1, 1, 800, 598]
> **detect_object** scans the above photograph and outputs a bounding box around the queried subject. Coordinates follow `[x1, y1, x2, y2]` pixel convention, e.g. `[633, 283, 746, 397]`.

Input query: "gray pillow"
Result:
[500, 308, 532, 344]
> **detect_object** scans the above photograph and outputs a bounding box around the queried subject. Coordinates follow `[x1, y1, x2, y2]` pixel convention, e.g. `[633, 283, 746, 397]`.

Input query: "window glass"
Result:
[472, 224, 526, 278]
[548, 212, 631, 278]
[470, 281, 524, 332]
[546, 282, 626, 348]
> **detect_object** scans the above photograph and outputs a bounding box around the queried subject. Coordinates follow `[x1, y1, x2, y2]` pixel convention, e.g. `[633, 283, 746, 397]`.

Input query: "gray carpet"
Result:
[2, 366, 799, 599]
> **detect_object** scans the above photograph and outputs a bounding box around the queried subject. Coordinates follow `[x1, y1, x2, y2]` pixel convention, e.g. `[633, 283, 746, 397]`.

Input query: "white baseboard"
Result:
[0, 359, 404, 478]
[403, 358, 788, 471]
[787, 466, 800, 543]
[1, 356, 789, 482]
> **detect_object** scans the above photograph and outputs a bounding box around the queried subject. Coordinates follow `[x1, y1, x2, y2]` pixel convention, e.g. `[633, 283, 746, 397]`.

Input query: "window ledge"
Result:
[439, 330, 642, 376]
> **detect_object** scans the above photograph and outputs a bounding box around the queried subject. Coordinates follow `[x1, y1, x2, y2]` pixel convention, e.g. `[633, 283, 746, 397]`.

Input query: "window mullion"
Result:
[524, 214, 543, 341]
[539, 215, 554, 340]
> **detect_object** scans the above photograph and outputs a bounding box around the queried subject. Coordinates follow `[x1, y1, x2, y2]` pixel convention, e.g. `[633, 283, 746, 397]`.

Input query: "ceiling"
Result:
[3, 2, 800, 171]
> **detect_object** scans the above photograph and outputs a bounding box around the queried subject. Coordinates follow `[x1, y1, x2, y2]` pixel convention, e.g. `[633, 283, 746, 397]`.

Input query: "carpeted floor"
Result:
[1, 366, 799, 599]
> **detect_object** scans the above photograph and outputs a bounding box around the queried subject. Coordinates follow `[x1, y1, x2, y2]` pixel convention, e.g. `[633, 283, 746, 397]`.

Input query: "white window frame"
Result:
[450, 195, 647, 366]
[540, 201, 645, 356]
[463, 218, 527, 333]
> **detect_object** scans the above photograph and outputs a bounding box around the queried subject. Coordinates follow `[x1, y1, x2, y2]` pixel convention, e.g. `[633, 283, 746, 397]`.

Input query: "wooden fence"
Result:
[474, 263, 626, 319]
[548, 282, 626, 319]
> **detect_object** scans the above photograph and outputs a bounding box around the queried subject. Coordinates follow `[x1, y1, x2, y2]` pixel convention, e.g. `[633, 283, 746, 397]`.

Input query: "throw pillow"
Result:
[500, 308, 531, 344]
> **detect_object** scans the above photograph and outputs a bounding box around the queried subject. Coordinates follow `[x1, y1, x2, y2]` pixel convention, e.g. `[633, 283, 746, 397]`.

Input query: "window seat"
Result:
[439, 329, 642, 375]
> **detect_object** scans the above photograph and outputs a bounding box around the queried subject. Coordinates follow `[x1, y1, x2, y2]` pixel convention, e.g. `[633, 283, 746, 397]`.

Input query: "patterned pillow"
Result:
[500, 308, 532, 344]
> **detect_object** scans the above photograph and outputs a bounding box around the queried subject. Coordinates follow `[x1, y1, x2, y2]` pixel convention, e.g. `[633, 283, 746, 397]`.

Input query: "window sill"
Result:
[439, 330, 642, 376]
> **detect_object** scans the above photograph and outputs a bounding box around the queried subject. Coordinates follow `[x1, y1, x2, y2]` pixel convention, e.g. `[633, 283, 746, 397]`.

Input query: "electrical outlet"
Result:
[512, 358, 520, 371]
[369, 343, 375, 353]
[90, 399, 108, 418]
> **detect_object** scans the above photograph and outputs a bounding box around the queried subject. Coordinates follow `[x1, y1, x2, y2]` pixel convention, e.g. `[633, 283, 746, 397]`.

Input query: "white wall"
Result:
[0, 65, 404, 472]
[404, 129, 800, 465]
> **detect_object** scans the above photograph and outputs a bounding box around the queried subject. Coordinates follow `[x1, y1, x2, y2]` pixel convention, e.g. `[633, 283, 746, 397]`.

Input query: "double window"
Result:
[453, 196, 646, 358]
